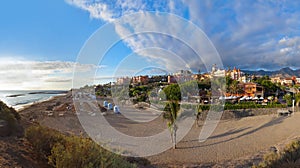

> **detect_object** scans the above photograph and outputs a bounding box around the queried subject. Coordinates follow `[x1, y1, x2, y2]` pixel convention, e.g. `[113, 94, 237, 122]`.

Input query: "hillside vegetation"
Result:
[254, 139, 300, 168]
[25, 125, 137, 168]
[0, 101, 138, 168]
[0, 101, 21, 136]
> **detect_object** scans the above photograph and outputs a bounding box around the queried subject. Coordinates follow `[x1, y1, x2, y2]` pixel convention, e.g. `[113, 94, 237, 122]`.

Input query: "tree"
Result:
[163, 84, 181, 101]
[254, 76, 279, 96]
[163, 101, 180, 149]
[284, 93, 292, 106]
[194, 104, 203, 127]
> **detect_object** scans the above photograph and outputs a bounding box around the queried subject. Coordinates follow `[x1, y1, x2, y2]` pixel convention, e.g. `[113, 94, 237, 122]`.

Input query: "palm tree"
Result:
[195, 104, 203, 127]
[163, 101, 180, 149]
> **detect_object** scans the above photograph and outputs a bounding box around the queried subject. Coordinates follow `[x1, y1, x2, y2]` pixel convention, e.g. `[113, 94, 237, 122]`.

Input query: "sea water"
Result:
[0, 90, 67, 111]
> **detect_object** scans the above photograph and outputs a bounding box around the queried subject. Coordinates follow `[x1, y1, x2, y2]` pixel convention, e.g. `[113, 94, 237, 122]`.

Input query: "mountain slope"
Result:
[242, 67, 300, 78]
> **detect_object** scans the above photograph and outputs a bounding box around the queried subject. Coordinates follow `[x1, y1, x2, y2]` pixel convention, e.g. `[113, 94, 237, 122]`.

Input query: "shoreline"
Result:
[0, 90, 68, 112]
[17, 93, 67, 112]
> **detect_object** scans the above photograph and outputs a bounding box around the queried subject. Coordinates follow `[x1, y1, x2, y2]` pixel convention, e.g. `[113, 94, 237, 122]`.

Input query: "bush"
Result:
[49, 136, 136, 168]
[25, 125, 65, 157]
[0, 101, 21, 135]
[254, 140, 300, 168]
[25, 125, 137, 168]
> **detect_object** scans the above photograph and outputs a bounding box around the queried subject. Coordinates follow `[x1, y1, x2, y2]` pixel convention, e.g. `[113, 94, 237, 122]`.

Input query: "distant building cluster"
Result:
[270, 76, 300, 86]
[114, 64, 300, 102]
[168, 70, 193, 83]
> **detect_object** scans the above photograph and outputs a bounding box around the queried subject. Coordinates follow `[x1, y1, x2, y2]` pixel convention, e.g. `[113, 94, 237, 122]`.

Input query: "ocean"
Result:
[0, 90, 68, 111]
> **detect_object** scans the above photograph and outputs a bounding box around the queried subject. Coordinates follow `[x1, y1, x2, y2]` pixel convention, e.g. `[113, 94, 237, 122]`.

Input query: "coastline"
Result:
[17, 93, 67, 112]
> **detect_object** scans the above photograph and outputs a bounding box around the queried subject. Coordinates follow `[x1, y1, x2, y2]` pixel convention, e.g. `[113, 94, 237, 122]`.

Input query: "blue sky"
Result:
[0, 0, 300, 90]
[0, 0, 102, 61]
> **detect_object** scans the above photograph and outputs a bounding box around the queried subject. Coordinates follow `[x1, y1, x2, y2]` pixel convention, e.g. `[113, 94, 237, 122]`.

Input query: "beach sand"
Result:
[19, 93, 300, 167]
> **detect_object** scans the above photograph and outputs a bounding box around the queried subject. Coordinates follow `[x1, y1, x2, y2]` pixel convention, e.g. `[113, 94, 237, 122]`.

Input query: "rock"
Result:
[0, 119, 10, 137]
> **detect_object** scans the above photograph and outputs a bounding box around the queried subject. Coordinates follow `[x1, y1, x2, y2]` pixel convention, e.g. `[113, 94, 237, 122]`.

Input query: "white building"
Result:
[296, 78, 300, 84]
[211, 64, 225, 77]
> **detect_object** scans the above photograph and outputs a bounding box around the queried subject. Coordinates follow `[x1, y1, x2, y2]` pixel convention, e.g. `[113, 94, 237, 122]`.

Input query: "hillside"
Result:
[0, 101, 50, 168]
[242, 67, 300, 78]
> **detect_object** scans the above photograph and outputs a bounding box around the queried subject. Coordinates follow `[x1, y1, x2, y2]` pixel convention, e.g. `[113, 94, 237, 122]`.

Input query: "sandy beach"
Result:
[19, 93, 300, 167]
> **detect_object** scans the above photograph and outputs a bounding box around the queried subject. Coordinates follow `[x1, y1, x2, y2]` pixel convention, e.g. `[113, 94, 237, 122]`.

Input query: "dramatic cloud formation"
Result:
[66, 0, 300, 70]
[0, 57, 101, 90]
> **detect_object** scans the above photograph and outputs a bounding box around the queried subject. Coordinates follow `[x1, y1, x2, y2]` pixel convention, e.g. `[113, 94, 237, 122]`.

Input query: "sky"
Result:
[0, 0, 300, 90]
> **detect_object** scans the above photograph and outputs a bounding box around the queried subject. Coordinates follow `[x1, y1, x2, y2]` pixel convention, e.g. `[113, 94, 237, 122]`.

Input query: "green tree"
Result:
[284, 93, 292, 106]
[163, 84, 181, 101]
[254, 76, 279, 96]
[163, 101, 180, 149]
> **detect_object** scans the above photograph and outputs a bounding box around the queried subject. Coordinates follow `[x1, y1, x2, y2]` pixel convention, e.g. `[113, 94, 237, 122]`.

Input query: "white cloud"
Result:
[280, 47, 292, 54]
[66, 0, 300, 70]
[0, 58, 102, 90]
[65, 0, 172, 22]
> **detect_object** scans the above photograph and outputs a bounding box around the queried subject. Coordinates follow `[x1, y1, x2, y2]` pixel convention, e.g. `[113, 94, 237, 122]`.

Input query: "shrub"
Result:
[0, 101, 21, 135]
[49, 136, 136, 168]
[25, 125, 65, 157]
[25, 125, 137, 168]
[254, 140, 300, 168]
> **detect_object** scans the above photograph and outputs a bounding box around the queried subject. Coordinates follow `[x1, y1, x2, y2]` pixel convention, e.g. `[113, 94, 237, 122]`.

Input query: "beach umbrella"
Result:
[259, 97, 264, 100]
[253, 96, 259, 100]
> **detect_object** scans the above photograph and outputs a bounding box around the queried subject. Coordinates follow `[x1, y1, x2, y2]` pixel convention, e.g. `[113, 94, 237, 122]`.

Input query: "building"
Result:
[296, 78, 300, 84]
[132, 75, 149, 85]
[116, 77, 131, 85]
[229, 67, 244, 81]
[168, 75, 177, 84]
[270, 77, 281, 84]
[148, 75, 168, 83]
[211, 64, 226, 77]
[202, 73, 211, 79]
[282, 78, 294, 86]
[168, 70, 193, 83]
[242, 82, 264, 97]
